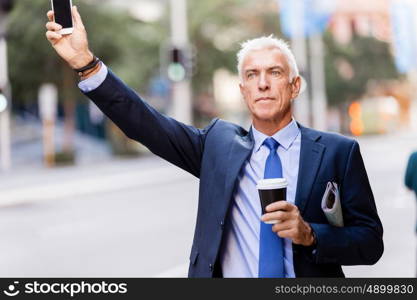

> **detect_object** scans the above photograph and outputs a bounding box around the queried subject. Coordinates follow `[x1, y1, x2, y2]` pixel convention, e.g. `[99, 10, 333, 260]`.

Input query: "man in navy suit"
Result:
[46, 6, 383, 277]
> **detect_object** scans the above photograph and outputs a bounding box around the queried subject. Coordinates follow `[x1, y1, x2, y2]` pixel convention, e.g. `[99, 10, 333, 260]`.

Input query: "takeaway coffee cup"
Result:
[257, 178, 288, 224]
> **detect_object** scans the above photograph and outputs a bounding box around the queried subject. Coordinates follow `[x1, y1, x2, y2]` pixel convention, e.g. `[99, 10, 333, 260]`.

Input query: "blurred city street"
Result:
[0, 130, 416, 277]
[1, 0, 417, 280]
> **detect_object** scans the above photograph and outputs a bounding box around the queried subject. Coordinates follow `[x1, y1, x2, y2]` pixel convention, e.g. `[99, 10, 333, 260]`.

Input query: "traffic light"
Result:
[0, 0, 14, 14]
[167, 47, 187, 82]
[166, 45, 196, 82]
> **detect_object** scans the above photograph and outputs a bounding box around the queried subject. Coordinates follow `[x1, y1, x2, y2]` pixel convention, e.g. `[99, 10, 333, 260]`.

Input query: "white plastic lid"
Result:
[256, 178, 288, 190]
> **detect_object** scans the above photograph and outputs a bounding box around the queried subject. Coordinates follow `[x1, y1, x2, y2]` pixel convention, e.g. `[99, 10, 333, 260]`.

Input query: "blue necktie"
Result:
[258, 137, 285, 277]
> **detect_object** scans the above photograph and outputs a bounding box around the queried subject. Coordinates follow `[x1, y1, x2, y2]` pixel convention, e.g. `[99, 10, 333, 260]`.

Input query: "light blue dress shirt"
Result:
[79, 66, 302, 278]
[220, 120, 301, 278]
[78, 63, 108, 92]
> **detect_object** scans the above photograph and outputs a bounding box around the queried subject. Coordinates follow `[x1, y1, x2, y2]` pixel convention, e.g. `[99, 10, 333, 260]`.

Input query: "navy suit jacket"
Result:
[84, 70, 383, 277]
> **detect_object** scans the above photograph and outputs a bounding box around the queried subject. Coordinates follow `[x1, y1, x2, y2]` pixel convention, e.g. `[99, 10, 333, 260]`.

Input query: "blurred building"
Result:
[330, 0, 391, 44]
[327, 0, 416, 134]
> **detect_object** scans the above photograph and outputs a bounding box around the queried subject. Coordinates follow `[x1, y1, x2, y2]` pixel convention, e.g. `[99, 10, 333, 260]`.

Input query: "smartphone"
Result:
[51, 0, 74, 35]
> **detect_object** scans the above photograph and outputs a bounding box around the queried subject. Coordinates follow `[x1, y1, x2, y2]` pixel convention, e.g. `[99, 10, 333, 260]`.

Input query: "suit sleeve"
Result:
[405, 153, 416, 190]
[83, 70, 217, 178]
[309, 141, 384, 266]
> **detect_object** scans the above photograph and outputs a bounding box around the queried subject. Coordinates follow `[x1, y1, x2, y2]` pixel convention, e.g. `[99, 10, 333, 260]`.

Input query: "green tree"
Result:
[324, 33, 400, 107]
[8, 0, 165, 103]
[188, 0, 283, 94]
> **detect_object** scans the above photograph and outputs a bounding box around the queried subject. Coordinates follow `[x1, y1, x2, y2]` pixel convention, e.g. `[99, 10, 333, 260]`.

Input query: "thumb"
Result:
[72, 6, 85, 30]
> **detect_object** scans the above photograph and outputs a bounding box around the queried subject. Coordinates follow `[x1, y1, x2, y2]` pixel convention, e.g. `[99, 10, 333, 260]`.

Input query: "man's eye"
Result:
[247, 73, 255, 78]
[271, 70, 281, 76]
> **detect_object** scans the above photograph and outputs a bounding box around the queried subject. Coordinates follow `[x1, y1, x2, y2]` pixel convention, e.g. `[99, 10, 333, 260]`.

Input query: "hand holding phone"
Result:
[45, 5, 94, 70]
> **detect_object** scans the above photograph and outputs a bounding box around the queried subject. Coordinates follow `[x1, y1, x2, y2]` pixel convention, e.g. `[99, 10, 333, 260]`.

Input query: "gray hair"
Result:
[237, 35, 299, 82]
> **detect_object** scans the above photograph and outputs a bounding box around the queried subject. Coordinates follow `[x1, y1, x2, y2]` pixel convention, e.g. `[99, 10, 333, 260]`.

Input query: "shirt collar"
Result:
[252, 118, 300, 153]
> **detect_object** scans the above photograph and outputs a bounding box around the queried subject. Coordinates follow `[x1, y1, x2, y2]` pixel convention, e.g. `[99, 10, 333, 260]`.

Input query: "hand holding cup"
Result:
[257, 178, 287, 224]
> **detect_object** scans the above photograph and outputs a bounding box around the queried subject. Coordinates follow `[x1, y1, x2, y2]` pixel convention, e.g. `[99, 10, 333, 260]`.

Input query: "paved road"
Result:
[0, 156, 198, 277]
[0, 131, 416, 277]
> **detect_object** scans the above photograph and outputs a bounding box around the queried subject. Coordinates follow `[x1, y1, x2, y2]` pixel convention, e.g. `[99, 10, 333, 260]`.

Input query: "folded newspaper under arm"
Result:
[321, 182, 344, 227]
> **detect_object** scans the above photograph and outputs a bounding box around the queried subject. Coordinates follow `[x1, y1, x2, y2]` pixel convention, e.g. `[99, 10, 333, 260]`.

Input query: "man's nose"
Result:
[258, 73, 269, 91]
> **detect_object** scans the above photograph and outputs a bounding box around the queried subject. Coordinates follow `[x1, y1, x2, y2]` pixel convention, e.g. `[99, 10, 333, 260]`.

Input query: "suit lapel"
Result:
[295, 125, 325, 214]
[222, 130, 254, 211]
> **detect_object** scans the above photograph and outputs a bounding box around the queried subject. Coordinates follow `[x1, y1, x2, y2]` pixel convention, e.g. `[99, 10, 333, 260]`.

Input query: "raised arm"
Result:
[45, 6, 216, 177]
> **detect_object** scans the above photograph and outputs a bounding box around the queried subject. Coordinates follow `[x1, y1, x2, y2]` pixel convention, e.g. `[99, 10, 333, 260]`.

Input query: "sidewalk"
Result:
[9, 116, 112, 171]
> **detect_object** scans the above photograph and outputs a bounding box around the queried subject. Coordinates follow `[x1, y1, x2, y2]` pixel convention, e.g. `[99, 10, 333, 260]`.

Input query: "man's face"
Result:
[239, 47, 300, 123]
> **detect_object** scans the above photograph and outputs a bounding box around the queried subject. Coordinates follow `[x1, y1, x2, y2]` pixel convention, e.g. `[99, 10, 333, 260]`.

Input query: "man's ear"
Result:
[239, 82, 245, 99]
[291, 76, 301, 99]
[239, 82, 249, 106]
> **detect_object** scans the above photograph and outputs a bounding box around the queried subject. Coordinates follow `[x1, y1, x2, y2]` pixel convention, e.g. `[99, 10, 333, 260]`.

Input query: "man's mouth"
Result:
[256, 97, 275, 102]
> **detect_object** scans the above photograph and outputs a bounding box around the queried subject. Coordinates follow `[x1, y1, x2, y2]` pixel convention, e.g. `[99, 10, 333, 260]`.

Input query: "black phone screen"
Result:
[53, 0, 73, 28]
